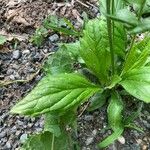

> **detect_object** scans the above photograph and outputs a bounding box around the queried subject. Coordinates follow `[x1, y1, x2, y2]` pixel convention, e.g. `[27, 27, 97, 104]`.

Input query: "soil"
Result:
[0, 0, 150, 150]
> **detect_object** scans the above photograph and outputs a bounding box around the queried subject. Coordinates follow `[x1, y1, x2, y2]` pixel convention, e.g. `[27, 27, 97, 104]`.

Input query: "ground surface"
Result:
[0, 0, 150, 150]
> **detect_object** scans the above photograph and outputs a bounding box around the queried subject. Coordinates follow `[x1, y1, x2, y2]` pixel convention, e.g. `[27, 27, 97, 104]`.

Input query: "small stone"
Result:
[117, 136, 125, 144]
[7, 69, 14, 75]
[0, 131, 6, 138]
[22, 49, 30, 54]
[49, 34, 59, 42]
[142, 145, 148, 150]
[12, 50, 21, 59]
[17, 120, 24, 126]
[85, 137, 94, 145]
[5, 141, 11, 149]
[92, 129, 97, 136]
[84, 115, 94, 121]
[9, 74, 15, 80]
[20, 133, 28, 143]
[136, 139, 142, 144]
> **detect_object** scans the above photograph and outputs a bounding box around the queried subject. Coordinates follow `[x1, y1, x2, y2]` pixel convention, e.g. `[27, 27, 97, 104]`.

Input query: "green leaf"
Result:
[107, 9, 139, 26]
[30, 27, 48, 47]
[99, 0, 124, 15]
[129, 18, 150, 34]
[80, 18, 110, 83]
[107, 75, 122, 89]
[122, 36, 150, 74]
[98, 92, 124, 148]
[98, 127, 124, 148]
[120, 67, 150, 103]
[44, 45, 75, 75]
[44, 113, 61, 137]
[21, 131, 71, 150]
[11, 73, 100, 116]
[43, 15, 80, 37]
[107, 92, 124, 131]
[59, 41, 80, 60]
[0, 35, 7, 45]
[88, 91, 107, 111]
[113, 22, 127, 57]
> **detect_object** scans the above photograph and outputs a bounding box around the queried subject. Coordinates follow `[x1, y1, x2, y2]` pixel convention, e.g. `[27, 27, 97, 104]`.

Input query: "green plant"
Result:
[11, 0, 150, 149]
[31, 15, 82, 47]
[0, 35, 7, 45]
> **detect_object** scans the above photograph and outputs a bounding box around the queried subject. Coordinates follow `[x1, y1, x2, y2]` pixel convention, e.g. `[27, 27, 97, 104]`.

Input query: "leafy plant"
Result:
[11, 0, 150, 149]
[0, 35, 7, 45]
[31, 15, 82, 47]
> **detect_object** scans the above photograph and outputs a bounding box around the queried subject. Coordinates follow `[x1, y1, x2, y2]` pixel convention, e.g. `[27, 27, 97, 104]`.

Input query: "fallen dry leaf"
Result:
[0, 30, 29, 41]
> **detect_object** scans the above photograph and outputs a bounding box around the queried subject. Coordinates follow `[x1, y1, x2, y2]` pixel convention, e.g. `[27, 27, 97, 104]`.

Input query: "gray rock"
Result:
[49, 34, 59, 42]
[22, 49, 30, 54]
[7, 69, 14, 75]
[5, 141, 11, 149]
[12, 50, 21, 59]
[9, 74, 15, 80]
[85, 137, 94, 145]
[20, 133, 28, 143]
[84, 115, 94, 121]
[0, 131, 6, 138]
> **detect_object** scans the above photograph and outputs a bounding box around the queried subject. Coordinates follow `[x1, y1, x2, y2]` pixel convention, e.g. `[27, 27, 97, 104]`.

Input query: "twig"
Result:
[75, 0, 90, 8]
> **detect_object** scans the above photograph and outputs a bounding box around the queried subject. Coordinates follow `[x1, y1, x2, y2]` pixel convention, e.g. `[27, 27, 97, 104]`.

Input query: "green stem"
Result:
[106, 0, 115, 75]
[51, 134, 55, 150]
[123, 0, 147, 69]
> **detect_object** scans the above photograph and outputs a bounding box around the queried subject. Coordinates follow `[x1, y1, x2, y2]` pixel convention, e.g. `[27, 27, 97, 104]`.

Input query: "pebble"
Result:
[85, 137, 94, 145]
[0, 131, 6, 138]
[22, 49, 30, 54]
[49, 34, 59, 42]
[5, 141, 11, 149]
[84, 115, 94, 121]
[118, 136, 125, 144]
[20, 133, 28, 143]
[12, 50, 21, 59]
[9, 74, 15, 80]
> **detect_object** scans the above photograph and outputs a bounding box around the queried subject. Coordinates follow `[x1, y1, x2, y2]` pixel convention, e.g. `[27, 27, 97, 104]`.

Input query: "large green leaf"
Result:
[122, 37, 150, 74]
[11, 73, 100, 116]
[21, 131, 71, 150]
[120, 67, 150, 103]
[80, 18, 110, 83]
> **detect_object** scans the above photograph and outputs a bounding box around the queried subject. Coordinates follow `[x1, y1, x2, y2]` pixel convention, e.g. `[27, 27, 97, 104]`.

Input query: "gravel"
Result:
[0, 1, 150, 150]
[12, 50, 21, 59]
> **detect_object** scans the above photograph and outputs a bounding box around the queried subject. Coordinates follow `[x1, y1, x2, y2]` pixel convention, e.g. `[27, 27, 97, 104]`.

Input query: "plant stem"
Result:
[106, 0, 115, 75]
[51, 134, 55, 150]
[126, 0, 146, 56]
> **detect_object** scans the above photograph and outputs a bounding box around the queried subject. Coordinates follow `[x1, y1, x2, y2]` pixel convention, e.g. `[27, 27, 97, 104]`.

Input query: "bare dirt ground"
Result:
[0, 0, 150, 150]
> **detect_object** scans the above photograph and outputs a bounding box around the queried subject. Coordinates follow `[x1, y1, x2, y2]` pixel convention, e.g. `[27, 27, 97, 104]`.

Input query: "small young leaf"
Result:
[88, 91, 107, 111]
[107, 92, 124, 131]
[0, 35, 7, 45]
[44, 113, 61, 137]
[11, 73, 101, 116]
[120, 67, 150, 103]
[98, 92, 124, 148]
